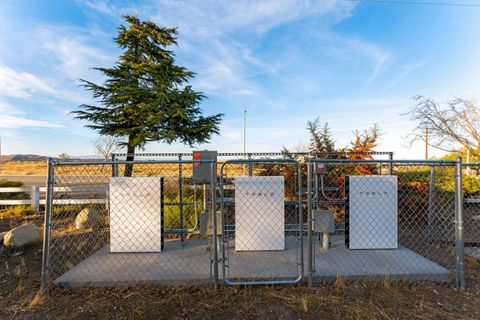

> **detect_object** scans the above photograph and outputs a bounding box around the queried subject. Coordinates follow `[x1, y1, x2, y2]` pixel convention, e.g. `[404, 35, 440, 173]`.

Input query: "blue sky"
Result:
[0, 0, 479, 159]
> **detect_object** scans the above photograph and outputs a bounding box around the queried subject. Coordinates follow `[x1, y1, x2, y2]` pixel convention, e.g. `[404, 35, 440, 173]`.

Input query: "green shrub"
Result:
[436, 174, 480, 195]
[0, 179, 29, 200]
[5, 205, 35, 216]
[53, 205, 84, 216]
[0, 180, 23, 187]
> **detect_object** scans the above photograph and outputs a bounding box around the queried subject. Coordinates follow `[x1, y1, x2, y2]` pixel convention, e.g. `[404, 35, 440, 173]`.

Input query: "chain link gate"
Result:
[219, 159, 304, 285]
[41, 159, 219, 290]
[306, 158, 465, 288]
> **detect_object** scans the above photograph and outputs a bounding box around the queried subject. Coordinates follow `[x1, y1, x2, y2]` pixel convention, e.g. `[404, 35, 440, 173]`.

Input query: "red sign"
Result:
[193, 152, 201, 167]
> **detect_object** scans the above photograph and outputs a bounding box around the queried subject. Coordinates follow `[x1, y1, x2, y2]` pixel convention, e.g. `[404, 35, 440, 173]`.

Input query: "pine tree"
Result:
[306, 118, 336, 157]
[319, 122, 335, 153]
[72, 16, 223, 176]
[306, 117, 323, 153]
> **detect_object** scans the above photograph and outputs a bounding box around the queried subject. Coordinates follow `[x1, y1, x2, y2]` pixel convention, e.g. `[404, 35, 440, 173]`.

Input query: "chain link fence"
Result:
[462, 163, 480, 282]
[306, 159, 464, 288]
[40, 154, 466, 291]
[42, 159, 219, 289]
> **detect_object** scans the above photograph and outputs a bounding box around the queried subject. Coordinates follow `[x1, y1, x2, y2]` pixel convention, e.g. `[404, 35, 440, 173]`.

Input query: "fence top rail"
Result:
[309, 158, 457, 165]
[112, 151, 394, 157]
[53, 159, 216, 166]
[462, 162, 480, 166]
[221, 158, 299, 165]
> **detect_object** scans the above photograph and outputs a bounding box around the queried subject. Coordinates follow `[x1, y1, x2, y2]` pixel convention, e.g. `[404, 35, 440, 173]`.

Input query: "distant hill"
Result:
[0, 154, 51, 162]
[0, 154, 101, 162]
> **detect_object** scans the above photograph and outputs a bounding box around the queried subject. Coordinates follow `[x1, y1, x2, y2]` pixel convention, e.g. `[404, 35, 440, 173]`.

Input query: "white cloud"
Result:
[387, 60, 428, 89]
[0, 101, 24, 115]
[0, 114, 64, 129]
[0, 65, 56, 99]
[42, 31, 114, 79]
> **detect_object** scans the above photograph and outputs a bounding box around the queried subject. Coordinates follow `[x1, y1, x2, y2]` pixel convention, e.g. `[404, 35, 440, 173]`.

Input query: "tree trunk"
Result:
[124, 137, 135, 177]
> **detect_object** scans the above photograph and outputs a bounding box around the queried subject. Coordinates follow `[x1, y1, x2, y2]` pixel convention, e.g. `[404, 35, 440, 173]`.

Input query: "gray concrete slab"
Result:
[312, 236, 451, 282]
[55, 236, 450, 287]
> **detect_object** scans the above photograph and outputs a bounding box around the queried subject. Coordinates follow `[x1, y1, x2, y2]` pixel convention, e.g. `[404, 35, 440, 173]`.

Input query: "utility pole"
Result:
[425, 127, 429, 160]
[243, 110, 247, 157]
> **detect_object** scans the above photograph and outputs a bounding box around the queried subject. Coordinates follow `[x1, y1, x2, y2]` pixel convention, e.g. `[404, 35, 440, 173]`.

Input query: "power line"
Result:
[347, 0, 480, 7]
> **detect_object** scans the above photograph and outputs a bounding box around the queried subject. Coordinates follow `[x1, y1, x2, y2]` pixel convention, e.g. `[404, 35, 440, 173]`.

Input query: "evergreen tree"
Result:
[306, 117, 323, 153]
[319, 122, 335, 153]
[73, 16, 223, 176]
[306, 118, 336, 157]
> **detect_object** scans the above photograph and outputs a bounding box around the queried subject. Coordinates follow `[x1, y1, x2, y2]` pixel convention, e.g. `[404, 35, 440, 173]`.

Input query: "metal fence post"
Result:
[427, 166, 435, 241]
[111, 153, 118, 177]
[178, 154, 184, 244]
[307, 161, 313, 287]
[454, 156, 466, 289]
[298, 162, 304, 278]
[41, 158, 54, 293]
[211, 162, 219, 290]
[388, 152, 393, 175]
[248, 153, 253, 176]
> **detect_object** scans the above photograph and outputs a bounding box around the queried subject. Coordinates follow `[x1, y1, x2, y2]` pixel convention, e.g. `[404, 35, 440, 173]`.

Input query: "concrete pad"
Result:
[55, 236, 450, 287]
[312, 236, 451, 282]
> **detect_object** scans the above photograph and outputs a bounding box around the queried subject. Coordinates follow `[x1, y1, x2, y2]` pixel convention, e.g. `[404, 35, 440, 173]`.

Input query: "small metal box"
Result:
[192, 150, 217, 184]
[199, 211, 222, 235]
[314, 210, 335, 233]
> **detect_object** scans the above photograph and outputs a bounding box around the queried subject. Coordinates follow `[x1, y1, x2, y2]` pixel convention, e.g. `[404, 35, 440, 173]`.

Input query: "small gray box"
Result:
[192, 150, 217, 184]
[199, 211, 222, 235]
[314, 210, 335, 233]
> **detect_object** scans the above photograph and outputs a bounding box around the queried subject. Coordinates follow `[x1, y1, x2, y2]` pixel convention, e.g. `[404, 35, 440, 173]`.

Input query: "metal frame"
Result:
[41, 158, 54, 293]
[219, 158, 304, 286]
[40, 155, 467, 291]
[306, 157, 465, 288]
[113, 151, 394, 159]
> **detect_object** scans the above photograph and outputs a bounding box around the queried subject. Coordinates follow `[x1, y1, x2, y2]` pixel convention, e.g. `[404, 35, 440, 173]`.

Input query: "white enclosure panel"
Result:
[110, 177, 162, 253]
[235, 176, 285, 251]
[348, 175, 398, 249]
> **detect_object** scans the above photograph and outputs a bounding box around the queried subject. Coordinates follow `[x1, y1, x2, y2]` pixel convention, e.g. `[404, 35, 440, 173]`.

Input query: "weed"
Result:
[28, 290, 45, 308]
[334, 274, 345, 292]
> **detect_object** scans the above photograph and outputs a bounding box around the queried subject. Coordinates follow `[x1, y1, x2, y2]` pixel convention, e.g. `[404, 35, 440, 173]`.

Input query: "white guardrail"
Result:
[0, 185, 108, 211]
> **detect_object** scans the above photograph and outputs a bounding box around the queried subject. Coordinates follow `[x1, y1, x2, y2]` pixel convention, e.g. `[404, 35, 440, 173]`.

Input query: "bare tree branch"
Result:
[94, 136, 122, 161]
[405, 96, 480, 157]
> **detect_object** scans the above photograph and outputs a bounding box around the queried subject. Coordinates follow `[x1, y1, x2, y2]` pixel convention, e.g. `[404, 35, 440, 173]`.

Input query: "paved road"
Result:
[0, 175, 46, 186]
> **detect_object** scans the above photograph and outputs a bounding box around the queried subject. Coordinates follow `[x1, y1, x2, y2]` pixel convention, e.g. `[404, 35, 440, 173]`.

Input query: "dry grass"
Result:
[1, 239, 479, 320]
[0, 161, 47, 175]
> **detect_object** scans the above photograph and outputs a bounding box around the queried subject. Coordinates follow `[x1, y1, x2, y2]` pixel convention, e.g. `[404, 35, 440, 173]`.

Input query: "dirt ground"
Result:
[0, 214, 479, 320]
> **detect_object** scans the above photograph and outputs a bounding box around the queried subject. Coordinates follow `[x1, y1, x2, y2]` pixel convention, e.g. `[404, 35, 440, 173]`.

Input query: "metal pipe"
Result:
[112, 151, 395, 158]
[307, 162, 313, 287]
[55, 159, 216, 166]
[313, 159, 455, 165]
[178, 154, 184, 244]
[455, 156, 466, 289]
[211, 162, 219, 290]
[248, 153, 253, 176]
[388, 152, 393, 175]
[41, 158, 54, 293]
[427, 166, 435, 241]
[111, 153, 118, 177]
[219, 172, 226, 284]
[298, 162, 304, 278]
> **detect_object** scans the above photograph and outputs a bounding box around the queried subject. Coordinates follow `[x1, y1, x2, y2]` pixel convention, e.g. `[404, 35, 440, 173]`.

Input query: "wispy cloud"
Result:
[0, 65, 56, 99]
[387, 60, 428, 89]
[42, 33, 114, 79]
[0, 114, 64, 129]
